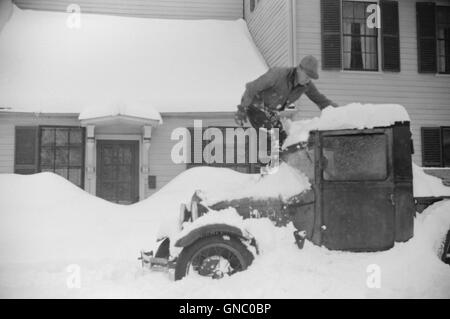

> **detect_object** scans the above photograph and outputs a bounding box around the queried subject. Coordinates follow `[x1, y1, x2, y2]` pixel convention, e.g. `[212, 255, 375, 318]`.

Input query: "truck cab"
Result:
[284, 122, 415, 251]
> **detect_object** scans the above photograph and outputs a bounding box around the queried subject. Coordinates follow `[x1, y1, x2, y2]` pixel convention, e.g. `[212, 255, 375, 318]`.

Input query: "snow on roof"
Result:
[78, 101, 162, 123]
[282, 103, 411, 149]
[0, 6, 267, 115]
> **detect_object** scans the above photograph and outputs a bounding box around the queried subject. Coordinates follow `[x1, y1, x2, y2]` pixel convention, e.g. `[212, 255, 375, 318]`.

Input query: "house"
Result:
[0, 0, 449, 204]
[0, 0, 268, 204]
[244, 0, 450, 181]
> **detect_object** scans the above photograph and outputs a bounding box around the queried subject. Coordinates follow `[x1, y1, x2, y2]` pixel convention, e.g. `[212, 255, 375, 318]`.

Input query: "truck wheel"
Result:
[175, 235, 254, 280]
[442, 230, 450, 265]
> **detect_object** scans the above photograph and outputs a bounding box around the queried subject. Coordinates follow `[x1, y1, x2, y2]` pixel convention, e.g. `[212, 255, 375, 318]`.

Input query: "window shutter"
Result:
[416, 2, 437, 73]
[421, 127, 442, 167]
[321, 0, 342, 70]
[381, 0, 400, 72]
[14, 126, 39, 174]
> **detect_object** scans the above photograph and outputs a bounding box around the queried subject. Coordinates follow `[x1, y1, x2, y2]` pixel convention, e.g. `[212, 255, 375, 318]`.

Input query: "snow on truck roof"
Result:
[0, 5, 267, 117]
[282, 103, 411, 149]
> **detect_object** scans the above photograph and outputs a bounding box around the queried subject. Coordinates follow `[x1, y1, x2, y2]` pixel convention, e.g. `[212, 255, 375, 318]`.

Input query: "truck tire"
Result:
[174, 235, 254, 280]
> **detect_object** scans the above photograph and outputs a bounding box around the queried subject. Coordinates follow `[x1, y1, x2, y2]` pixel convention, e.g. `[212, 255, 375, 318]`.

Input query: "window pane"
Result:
[323, 134, 388, 181]
[366, 53, 378, 70]
[69, 147, 82, 166]
[54, 168, 68, 179]
[365, 37, 377, 53]
[55, 129, 69, 146]
[68, 168, 82, 187]
[343, 21, 352, 35]
[343, 1, 353, 18]
[437, 6, 450, 24]
[40, 147, 54, 167]
[439, 56, 446, 73]
[55, 148, 69, 166]
[351, 52, 363, 69]
[41, 129, 54, 146]
[70, 129, 82, 144]
[355, 2, 365, 19]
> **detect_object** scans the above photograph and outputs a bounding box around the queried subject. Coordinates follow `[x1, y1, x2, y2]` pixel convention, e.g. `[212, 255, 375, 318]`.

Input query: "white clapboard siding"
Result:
[244, 0, 290, 67]
[295, 0, 450, 165]
[13, 0, 243, 20]
[0, 124, 14, 173]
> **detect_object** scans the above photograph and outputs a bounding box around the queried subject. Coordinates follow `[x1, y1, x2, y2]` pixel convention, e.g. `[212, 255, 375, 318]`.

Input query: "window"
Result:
[342, 1, 378, 71]
[417, 3, 450, 73]
[39, 127, 85, 187]
[321, 0, 400, 72]
[322, 134, 388, 181]
[188, 126, 269, 174]
[421, 127, 450, 167]
[437, 6, 450, 74]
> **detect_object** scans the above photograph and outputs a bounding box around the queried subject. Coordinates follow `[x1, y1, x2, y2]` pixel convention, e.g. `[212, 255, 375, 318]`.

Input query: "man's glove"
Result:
[234, 105, 248, 126]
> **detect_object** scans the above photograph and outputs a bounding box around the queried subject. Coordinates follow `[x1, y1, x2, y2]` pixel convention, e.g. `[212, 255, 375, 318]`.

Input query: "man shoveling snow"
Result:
[234, 55, 338, 147]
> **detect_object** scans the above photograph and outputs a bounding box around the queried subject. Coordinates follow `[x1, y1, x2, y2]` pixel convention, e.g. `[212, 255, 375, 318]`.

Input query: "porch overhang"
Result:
[79, 114, 161, 128]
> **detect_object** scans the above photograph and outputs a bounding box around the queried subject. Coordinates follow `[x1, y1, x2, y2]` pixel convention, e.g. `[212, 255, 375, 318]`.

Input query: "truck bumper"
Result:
[139, 250, 176, 280]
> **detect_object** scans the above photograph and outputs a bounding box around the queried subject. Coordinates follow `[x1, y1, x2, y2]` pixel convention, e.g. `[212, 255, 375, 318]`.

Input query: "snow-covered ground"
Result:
[1, 165, 449, 298]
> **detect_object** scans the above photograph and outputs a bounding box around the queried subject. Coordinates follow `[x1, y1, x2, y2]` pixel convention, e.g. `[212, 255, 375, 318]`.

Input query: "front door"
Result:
[96, 140, 139, 204]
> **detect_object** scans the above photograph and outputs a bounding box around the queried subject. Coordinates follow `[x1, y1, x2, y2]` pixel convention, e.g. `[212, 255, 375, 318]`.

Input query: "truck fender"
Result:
[174, 223, 258, 253]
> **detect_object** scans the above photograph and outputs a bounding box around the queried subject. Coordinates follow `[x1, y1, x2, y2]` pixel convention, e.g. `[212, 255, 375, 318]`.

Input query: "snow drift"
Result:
[1, 167, 450, 298]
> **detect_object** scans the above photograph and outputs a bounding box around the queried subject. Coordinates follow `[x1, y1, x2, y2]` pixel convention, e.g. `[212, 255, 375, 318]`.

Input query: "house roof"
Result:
[0, 5, 268, 116]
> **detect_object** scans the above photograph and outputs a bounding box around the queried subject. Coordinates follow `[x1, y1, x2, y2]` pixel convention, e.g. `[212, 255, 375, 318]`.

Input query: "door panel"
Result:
[319, 130, 395, 251]
[96, 140, 139, 204]
[322, 184, 395, 251]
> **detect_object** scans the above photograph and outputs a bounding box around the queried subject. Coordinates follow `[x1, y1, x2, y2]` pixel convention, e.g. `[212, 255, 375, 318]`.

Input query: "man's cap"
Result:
[299, 55, 319, 80]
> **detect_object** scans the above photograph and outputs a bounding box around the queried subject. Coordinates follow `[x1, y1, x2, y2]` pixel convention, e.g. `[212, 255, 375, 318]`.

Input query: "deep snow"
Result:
[0, 167, 449, 298]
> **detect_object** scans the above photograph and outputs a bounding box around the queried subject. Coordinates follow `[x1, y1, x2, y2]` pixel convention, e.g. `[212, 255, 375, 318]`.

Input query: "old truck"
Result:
[140, 121, 450, 280]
